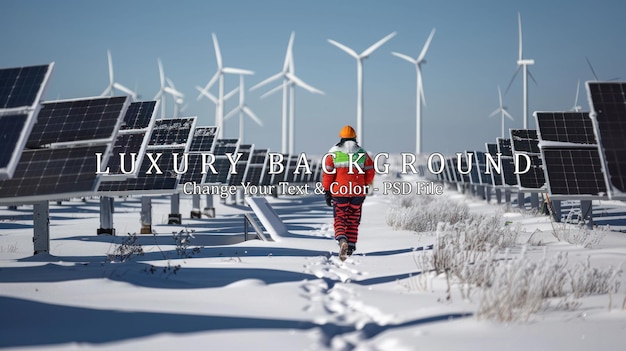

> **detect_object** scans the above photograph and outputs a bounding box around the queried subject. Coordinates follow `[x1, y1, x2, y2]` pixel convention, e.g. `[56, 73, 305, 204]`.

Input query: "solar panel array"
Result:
[98, 117, 196, 195]
[587, 82, 626, 199]
[0, 63, 54, 180]
[536, 111, 608, 198]
[0, 96, 130, 203]
[510, 129, 545, 190]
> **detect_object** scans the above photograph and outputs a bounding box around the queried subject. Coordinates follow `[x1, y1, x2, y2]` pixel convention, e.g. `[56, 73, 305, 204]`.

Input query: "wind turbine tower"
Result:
[328, 32, 397, 145]
[506, 13, 535, 129]
[391, 28, 435, 155]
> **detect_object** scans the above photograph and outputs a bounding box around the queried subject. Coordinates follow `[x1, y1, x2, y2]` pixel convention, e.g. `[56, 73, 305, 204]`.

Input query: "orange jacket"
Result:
[322, 140, 375, 197]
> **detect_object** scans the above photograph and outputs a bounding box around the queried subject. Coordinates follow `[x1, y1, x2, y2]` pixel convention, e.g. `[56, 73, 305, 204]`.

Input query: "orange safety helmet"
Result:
[339, 125, 357, 139]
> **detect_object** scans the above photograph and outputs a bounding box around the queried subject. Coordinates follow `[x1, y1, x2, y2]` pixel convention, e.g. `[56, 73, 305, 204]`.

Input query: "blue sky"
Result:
[2, 0, 626, 155]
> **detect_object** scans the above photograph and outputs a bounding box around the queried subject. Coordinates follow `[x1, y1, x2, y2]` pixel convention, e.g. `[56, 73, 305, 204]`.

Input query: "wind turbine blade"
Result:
[574, 80, 580, 107]
[504, 110, 514, 121]
[101, 85, 112, 97]
[223, 67, 254, 75]
[223, 107, 238, 121]
[585, 57, 599, 81]
[528, 70, 538, 85]
[250, 72, 283, 91]
[489, 108, 500, 118]
[286, 72, 324, 94]
[107, 50, 114, 84]
[518, 12, 523, 61]
[417, 28, 436, 62]
[327, 39, 359, 59]
[195, 86, 217, 104]
[504, 66, 521, 95]
[212, 33, 223, 69]
[391, 52, 416, 64]
[202, 71, 220, 94]
[243, 106, 263, 126]
[164, 86, 184, 98]
[361, 31, 397, 58]
[283, 32, 295, 72]
[113, 82, 136, 98]
[259, 84, 284, 99]
[153, 89, 163, 101]
[166, 77, 176, 90]
[223, 86, 240, 101]
[498, 85, 503, 107]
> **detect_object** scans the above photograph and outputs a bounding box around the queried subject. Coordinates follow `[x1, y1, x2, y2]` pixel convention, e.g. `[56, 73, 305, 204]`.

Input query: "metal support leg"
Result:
[580, 200, 593, 229]
[33, 201, 50, 255]
[140, 197, 152, 234]
[530, 193, 539, 210]
[204, 194, 215, 218]
[169, 193, 182, 224]
[98, 196, 115, 235]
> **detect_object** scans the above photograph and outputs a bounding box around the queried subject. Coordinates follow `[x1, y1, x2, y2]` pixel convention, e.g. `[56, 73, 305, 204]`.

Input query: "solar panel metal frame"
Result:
[586, 81, 626, 200]
[510, 129, 545, 192]
[99, 100, 159, 182]
[96, 117, 197, 196]
[0, 63, 54, 180]
[535, 110, 609, 200]
[0, 95, 130, 204]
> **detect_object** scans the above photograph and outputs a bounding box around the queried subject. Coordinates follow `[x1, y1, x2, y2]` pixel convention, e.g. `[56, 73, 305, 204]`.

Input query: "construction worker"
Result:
[322, 125, 375, 261]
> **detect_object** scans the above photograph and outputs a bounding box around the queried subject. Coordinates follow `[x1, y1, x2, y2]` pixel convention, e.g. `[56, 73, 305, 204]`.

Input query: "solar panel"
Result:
[535, 110, 608, 199]
[98, 117, 196, 195]
[497, 138, 513, 157]
[229, 144, 253, 185]
[0, 64, 52, 109]
[510, 129, 545, 190]
[485, 143, 503, 186]
[496, 138, 517, 186]
[535, 112, 596, 144]
[465, 151, 481, 185]
[28, 96, 128, 147]
[269, 153, 289, 185]
[243, 148, 268, 186]
[0, 95, 130, 203]
[0, 63, 54, 180]
[587, 82, 626, 198]
[189, 126, 218, 153]
[542, 149, 607, 196]
[179, 126, 219, 185]
[472, 151, 491, 185]
[204, 138, 239, 184]
[100, 101, 159, 180]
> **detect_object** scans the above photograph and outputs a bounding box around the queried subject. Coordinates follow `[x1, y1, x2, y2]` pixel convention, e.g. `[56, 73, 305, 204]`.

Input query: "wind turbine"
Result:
[489, 86, 514, 138]
[251, 32, 324, 153]
[391, 28, 436, 155]
[153, 59, 183, 118]
[585, 56, 620, 81]
[197, 33, 254, 139]
[224, 74, 262, 143]
[328, 31, 397, 145]
[505, 13, 535, 129]
[101, 50, 137, 101]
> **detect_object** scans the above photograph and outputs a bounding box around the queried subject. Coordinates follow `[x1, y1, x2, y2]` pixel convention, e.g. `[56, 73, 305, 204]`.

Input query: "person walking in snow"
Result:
[322, 125, 375, 261]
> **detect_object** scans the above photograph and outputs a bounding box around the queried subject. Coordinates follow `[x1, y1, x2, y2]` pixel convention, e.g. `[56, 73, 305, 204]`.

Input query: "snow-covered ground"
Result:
[1, 176, 625, 351]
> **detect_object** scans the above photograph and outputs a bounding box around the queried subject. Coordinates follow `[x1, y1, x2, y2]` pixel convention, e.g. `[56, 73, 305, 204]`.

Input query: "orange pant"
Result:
[333, 196, 365, 244]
